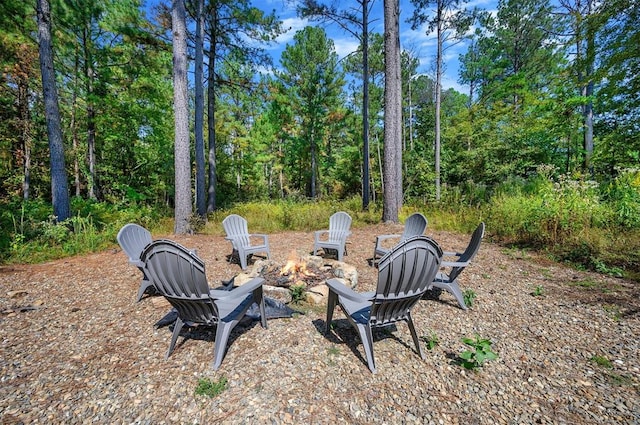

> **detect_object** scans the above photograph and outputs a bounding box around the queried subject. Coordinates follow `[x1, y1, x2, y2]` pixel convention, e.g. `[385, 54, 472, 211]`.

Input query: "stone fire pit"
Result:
[232, 253, 358, 305]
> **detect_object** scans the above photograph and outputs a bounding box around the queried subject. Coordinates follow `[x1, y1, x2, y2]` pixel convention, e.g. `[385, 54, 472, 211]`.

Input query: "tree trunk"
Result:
[18, 75, 31, 200]
[71, 56, 81, 197]
[382, 0, 402, 223]
[362, 0, 370, 210]
[37, 0, 70, 222]
[83, 29, 97, 200]
[172, 0, 192, 234]
[434, 0, 443, 201]
[583, 0, 595, 175]
[194, 0, 206, 217]
[206, 13, 217, 213]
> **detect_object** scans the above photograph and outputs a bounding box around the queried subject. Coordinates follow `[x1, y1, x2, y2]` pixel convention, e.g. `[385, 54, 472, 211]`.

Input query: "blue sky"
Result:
[258, 0, 497, 94]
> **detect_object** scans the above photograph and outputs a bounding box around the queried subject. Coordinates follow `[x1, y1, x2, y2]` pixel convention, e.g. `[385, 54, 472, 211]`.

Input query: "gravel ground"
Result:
[1, 223, 639, 424]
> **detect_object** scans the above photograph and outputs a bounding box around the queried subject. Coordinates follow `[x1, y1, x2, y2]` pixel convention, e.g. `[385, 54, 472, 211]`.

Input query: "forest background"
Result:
[0, 0, 638, 280]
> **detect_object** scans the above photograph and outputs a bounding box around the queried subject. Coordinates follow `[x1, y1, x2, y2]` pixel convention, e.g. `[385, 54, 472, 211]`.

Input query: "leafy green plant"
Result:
[289, 284, 306, 304]
[589, 355, 613, 368]
[531, 285, 545, 297]
[421, 331, 439, 350]
[195, 376, 228, 398]
[592, 258, 624, 278]
[459, 334, 498, 370]
[463, 289, 476, 308]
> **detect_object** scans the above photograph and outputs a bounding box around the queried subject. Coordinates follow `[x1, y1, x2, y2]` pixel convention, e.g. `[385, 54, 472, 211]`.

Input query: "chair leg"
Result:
[213, 321, 233, 370]
[166, 316, 184, 359]
[406, 314, 425, 360]
[357, 323, 376, 373]
[254, 288, 268, 329]
[136, 279, 154, 302]
[438, 280, 468, 310]
[238, 248, 247, 270]
[325, 291, 338, 334]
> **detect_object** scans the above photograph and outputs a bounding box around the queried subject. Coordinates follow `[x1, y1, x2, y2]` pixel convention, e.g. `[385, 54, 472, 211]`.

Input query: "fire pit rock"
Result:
[231, 255, 358, 305]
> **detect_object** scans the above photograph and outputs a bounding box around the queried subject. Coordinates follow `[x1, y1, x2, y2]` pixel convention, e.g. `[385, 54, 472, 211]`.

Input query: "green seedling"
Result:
[459, 334, 498, 370]
[531, 285, 544, 297]
[589, 355, 612, 369]
[463, 289, 476, 308]
[195, 376, 228, 398]
[421, 331, 439, 350]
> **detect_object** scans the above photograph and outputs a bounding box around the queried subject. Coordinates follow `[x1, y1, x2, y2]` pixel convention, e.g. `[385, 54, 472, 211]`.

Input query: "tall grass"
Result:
[1, 170, 638, 280]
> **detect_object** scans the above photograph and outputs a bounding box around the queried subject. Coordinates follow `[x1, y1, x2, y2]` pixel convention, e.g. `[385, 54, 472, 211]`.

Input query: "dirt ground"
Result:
[1, 222, 639, 424]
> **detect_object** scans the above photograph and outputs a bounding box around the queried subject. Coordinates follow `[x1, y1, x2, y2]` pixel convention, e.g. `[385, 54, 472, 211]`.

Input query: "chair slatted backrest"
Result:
[449, 222, 485, 282]
[328, 212, 352, 242]
[399, 213, 428, 241]
[371, 236, 442, 327]
[222, 214, 251, 248]
[117, 223, 152, 265]
[141, 239, 219, 326]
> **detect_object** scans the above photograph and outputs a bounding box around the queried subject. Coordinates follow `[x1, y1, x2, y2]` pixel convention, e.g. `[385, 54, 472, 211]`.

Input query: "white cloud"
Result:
[273, 16, 310, 45]
[333, 38, 360, 59]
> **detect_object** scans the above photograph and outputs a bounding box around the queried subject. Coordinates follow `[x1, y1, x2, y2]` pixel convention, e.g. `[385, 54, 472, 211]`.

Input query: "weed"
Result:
[195, 376, 228, 398]
[540, 268, 553, 278]
[463, 289, 476, 308]
[606, 372, 633, 387]
[502, 247, 530, 260]
[289, 284, 306, 304]
[531, 285, 545, 297]
[459, 334, 498, 370]
[603, 304, 622, 322]
[592, 258, 624, 278]
[589, 355, 613, 368]
[570, 279, 599, 289]
[421, 331, 439, 350]
[327, 346, 340, 356]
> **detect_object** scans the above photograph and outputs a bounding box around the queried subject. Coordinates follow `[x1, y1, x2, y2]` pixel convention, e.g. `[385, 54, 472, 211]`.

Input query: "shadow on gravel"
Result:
[313, 318, 423, 370]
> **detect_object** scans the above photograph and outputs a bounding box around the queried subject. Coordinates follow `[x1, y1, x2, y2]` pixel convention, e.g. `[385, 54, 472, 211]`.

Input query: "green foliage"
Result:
[531, 285, 545, 297]
[194, 376, 228, 398]
[459, 334, 498, 370]
[207, 197, 381, 235]
[589, 355, 612, 369]
[0, 197, 166, 263]
[289, 284, 306, 304]
[421, 331, 439, 351]
[463, 289, 476, 308]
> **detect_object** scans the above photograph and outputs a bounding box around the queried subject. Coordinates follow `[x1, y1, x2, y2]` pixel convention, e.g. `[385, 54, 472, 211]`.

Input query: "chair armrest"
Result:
[441, 259, 471, 268]
[375, 234, 400, 246]
[443, 250, 463, 257]
[210, 277, 265, 300]
[130, 259, 145, 268]
[249, 233, 269, 244]
[314, 230, 329, 242]
[326, 278, 372, 303]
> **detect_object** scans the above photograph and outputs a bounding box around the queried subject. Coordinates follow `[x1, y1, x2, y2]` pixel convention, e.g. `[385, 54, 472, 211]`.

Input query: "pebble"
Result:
[1, 228, 638, 424]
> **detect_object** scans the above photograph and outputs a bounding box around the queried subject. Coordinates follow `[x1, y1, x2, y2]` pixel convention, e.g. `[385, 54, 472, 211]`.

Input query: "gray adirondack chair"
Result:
[372, 212, 428, 266]
[222, 214, 271, 270]
[313, 211, 352, 261]
[428, 222, 485, 310]
[140, 239, 267, 370]
[325, 235, 443, 373]
[117, 223, 155, 302]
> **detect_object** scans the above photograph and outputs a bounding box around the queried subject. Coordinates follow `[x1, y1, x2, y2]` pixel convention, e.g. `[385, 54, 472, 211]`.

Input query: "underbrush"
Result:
[1, 168, 638, 281]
